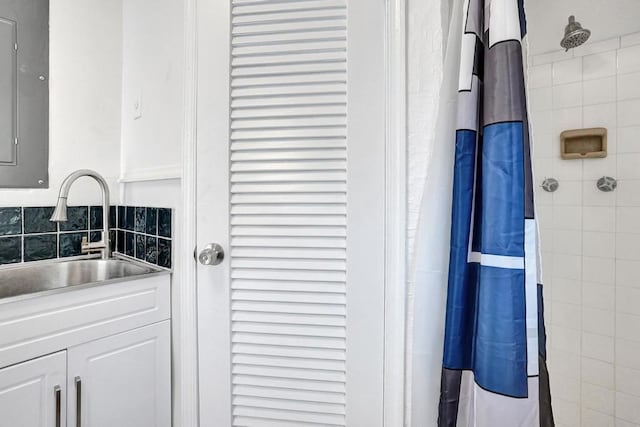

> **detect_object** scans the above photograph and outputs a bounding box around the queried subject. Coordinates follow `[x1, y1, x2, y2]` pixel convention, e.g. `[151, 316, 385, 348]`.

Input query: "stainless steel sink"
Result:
[0, 257, 163, 301]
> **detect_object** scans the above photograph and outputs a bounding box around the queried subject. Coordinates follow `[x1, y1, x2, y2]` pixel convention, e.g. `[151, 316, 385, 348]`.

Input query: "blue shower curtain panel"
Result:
[438, 0, 554, 426]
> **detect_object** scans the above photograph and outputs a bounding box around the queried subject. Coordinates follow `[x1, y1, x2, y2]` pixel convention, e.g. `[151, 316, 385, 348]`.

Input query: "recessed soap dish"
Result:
[560, 127, 607, 159]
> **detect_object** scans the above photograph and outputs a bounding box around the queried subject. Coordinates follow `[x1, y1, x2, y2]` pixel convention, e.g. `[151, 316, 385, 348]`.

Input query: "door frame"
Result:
[175, 0, 407, 426]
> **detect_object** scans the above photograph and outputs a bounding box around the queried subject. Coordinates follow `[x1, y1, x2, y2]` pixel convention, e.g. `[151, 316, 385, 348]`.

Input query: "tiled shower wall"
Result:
[0, 206, 172, 269]
[529, 33, 640, 427]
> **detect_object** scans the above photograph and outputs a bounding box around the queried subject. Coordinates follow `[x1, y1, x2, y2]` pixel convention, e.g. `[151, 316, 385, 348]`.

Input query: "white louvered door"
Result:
[196, 0, 386, 426]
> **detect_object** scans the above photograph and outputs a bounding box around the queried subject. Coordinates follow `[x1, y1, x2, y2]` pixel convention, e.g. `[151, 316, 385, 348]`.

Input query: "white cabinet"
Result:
[0, 274, 172, 427]
[68, 321, 171, 427]
[0, 351, 67, 427]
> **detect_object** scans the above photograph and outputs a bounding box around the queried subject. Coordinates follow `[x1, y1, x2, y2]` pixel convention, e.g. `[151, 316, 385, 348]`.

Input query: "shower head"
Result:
[560, 15, 591, 51]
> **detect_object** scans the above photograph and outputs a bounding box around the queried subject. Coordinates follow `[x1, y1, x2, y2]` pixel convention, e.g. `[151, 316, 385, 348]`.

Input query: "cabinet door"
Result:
[68, 321, 171, 427]
[0, 351, 66, 427]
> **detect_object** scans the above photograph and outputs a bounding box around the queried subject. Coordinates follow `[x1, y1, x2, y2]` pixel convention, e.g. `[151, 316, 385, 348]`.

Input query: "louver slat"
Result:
[230, 1, 347, 424]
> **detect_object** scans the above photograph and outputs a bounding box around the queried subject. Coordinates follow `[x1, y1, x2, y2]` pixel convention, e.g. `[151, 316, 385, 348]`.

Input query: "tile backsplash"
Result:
[0, 206, 172, 269]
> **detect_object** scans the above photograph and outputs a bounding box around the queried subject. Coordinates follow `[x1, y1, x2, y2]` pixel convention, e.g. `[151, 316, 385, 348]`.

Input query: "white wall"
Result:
[120, 0, 184, 182]
[0, 0, 122, 207]
[118, 2, 185, 425]
[529, 33, 640, 426]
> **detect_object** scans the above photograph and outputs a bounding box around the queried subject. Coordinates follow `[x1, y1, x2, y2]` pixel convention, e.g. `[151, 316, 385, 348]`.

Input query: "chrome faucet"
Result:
[50, 169, 111, 259]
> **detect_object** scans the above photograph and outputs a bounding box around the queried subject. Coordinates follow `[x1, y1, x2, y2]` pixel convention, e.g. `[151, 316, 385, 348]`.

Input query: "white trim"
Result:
[175, 0, 199, 425]
[384, 0, 407, 426]
[118, 165, 182, 183]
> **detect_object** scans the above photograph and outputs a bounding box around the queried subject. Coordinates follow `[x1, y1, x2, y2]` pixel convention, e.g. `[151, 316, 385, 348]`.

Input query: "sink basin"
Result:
[0, 258, 162, 301]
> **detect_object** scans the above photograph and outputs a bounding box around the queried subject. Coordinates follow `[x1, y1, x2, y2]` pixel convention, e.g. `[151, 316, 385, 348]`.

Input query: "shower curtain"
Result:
[434, 0, 554, 425]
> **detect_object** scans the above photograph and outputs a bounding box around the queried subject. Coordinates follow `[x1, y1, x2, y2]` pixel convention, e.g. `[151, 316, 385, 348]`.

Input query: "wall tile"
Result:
[584, 102, 617, 129]
[553, 158, 583, 181]
[583, 306, 615, 337]
[124, 232, 134, 257]
[59, 232, 87, 258]
[0, 237, 22, 264]
[583, 282, 615, 311]
[583, 155, 616, 182]
[116, 230, 125, 253]
[552, 254, 582, 281]
[134, 207, 145, 233]
[158, 208, 171, 238]
[528, 63, 552, 89]
[616, 392, 640, 424]
[554, 397, 580, 426]
[0, 205, 171, 269]
[617, 180, 640, 206]
[553, 180, 583, 205]
[582, 382, 615, 415]
[533, 50, 572, 66]
[553, 83, 583, 109]
[59, 207, 88, 232]
[583, 207, 616, 232]
[552, 373, 581, 402]
[616, 312, 640, 342]
[582, 357, 614, 389]
[23, 234, 57, 262]
[617, 260, 640, 288]
[549, 350, 581, 379]
[23, 207, 56, 234]
[135, 234, 145, 260]
[553, 58, 583, 85]
[621, 32, 640, 48]
[89, 206, 104, 230]
[553, 206, 583, 230]
[616, 207, 640, 233]
[616, 417, 639, 427]
[583, 332, 615, 362]
[582, 408, 614, 427]
[124, 206, 134, 231]
[532, 109, 553, 135]
[617, 99, 640, 127]
[616, 366, 640, 397]
[158, 238, 172, 269]
[533, 133, 554, 159]
[616, 233, 640, 260]
[573, 37, 620, 57]
[552, 303, 581, 332]
[618, 45, 640, 75]
[529, 87, 552, 111]
[145, 208, 158, 235]
[117, 206, 125, 230]
[583, 257, 616, 285]
[583, 77, 617, 105]
[554, 229, 582, 255]
[584, 180, 617, 207]
[617, 127, 640, 154]
[553, 107, 583, 136]
[553, 278, 582, 304]
[618, 153, 640, 179]
[552, 325, 581, 354]
[583, 51, 617, 80]
[583, 232, 616, 258]
[0, 207, 21, 236]
[145, 236, 157, 264]
[616, 338, 640, 370]
[617, 72, 640, 101]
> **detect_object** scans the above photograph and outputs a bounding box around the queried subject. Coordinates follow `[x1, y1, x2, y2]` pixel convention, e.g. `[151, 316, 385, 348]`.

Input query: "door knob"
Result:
[198, 243, 225, 266]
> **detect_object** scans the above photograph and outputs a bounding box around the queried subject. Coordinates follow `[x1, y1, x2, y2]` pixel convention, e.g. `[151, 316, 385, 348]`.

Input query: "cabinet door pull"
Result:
[54, 385, 61, 427]
[75, 376, 82, 427]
